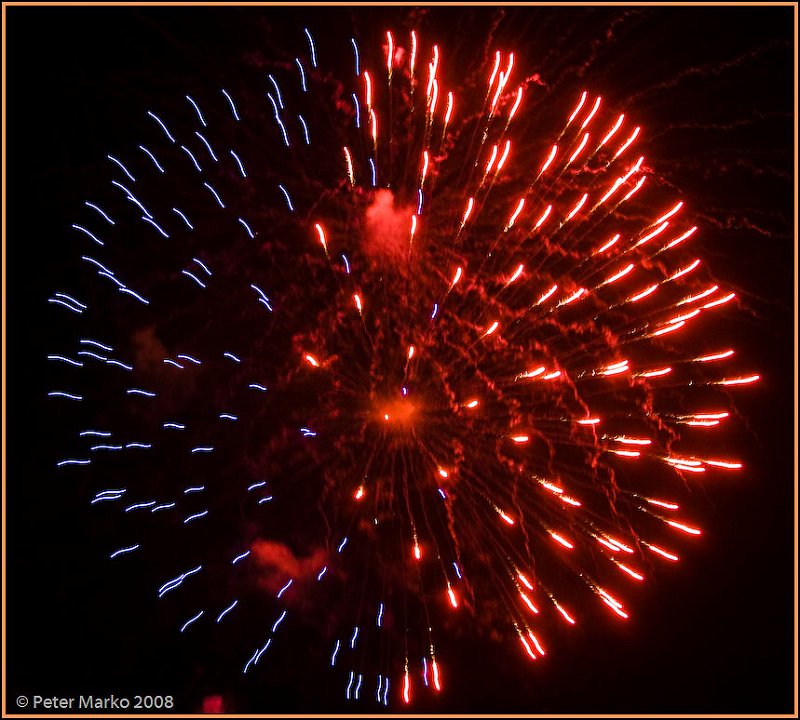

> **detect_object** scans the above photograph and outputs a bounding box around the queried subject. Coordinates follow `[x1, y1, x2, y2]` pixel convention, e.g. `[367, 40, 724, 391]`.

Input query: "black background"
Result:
[5, 5, 795, 715]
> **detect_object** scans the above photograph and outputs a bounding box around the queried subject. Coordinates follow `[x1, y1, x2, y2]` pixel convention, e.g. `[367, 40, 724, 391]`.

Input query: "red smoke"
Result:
[363, 189, 414, 263]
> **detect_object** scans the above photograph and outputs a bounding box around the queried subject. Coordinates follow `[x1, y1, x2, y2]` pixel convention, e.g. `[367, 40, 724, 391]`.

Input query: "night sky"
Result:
[5, 5, 796, 716]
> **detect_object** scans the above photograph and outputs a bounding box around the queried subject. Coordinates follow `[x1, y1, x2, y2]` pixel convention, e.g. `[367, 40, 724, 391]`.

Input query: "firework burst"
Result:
[43, 21, 761, 708]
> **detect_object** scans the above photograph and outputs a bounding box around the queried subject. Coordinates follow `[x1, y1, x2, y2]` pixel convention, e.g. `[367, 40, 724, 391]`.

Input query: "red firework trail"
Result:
[45, 25, 758, 707]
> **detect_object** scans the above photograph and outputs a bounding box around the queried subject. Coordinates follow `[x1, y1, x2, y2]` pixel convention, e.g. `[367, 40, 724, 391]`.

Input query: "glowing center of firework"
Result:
[378, 397, 418, 426]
